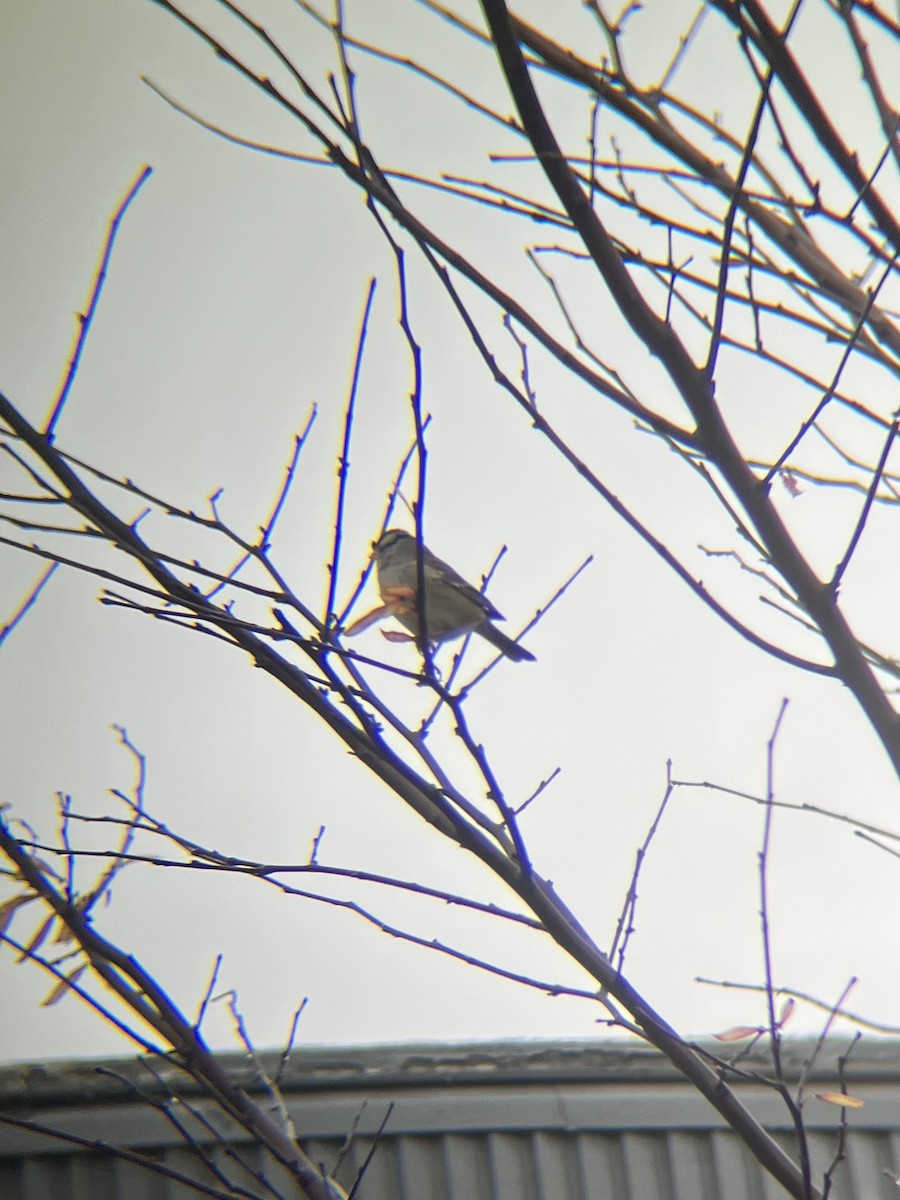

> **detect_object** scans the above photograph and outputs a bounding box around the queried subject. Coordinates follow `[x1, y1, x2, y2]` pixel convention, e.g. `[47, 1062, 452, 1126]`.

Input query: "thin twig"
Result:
[0, 562, 58, 648]
[325, 280, 376, 629]
[45, 167, 153, 440]
[831, 416, 899, 591]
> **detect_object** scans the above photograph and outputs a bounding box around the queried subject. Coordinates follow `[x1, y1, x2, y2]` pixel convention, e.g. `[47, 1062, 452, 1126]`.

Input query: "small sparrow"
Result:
[347, 528, 534, 662]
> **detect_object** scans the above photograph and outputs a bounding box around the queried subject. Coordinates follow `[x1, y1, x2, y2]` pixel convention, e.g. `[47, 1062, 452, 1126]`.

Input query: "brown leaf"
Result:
[17, 913, 57, 962]
[815, 1091, 864, 1109]
[40, 963, 87, 1008]
[27, 854, 64, 883]
[344, 604, 390, 637]
[780, 470, 803, 497]
[52, 919, 77, 946]
[0, 892, 36, 936]
[777, 996, 796, 1028]
[713, 1025, 761, 1042]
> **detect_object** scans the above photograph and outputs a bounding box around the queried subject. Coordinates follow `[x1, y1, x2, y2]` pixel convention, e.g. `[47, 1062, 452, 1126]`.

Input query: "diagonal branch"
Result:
[479, 0, 900, 787]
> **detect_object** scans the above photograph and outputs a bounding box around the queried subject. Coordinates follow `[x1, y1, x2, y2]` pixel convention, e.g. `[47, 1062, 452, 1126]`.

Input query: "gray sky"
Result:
[2, 0, 900, 1063]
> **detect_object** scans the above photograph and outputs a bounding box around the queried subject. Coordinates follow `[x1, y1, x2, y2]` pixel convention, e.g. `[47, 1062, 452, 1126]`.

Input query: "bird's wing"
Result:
[424, 554, 505, 620]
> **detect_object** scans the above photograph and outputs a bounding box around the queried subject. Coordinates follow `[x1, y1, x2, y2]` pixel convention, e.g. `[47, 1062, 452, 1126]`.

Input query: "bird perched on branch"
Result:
[346, 528, 535, 662]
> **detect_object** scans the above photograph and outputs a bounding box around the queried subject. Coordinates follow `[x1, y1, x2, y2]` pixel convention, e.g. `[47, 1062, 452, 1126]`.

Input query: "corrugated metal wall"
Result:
[2, 1040, 899, 1199]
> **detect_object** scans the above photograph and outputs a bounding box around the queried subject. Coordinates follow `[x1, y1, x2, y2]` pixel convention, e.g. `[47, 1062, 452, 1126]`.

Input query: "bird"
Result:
[367, 528, 535, 662]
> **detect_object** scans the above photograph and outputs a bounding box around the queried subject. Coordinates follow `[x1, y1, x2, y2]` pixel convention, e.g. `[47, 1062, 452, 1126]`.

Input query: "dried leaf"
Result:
[0, 892, 36, 936]
[713, 1025, 761, 1042]
[780, 469, 803, 497]
[815, 1091, 864, 1109]
[344, 604, 390, 637]
[382, 629, 415, 643]
[17, 913, 57, 962]
[777, 997, 796, 1028]
[52, 920, 77, 946]
[40, 963, 87, 1008]
[29, 855, 64, 883]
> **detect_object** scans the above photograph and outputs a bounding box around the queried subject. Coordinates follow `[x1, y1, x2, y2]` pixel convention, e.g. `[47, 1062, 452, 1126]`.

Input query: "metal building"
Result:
[2, 1038, 899, 1198]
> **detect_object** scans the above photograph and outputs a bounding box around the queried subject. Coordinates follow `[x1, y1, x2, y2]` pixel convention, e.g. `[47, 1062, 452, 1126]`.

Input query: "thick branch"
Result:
[479, 0, 900, 790]
[0, 819, 347, 1200]
[0, 384, 818, 1199]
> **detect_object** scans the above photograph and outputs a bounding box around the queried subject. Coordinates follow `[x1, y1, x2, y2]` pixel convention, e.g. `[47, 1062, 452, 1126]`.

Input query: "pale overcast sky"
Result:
[2, 0, 900, 1063]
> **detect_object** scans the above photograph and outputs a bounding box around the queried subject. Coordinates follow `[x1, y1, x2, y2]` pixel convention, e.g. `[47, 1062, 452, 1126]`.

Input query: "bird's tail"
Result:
[481, 623, 535, 662]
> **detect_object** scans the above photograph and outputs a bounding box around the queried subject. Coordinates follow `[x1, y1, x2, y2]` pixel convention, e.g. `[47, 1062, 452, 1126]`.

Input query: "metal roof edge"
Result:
[2, 1036, 898, 1111]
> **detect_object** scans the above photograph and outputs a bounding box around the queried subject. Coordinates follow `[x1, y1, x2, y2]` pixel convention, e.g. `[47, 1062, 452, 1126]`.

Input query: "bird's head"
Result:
[372, 528, 415, 559]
